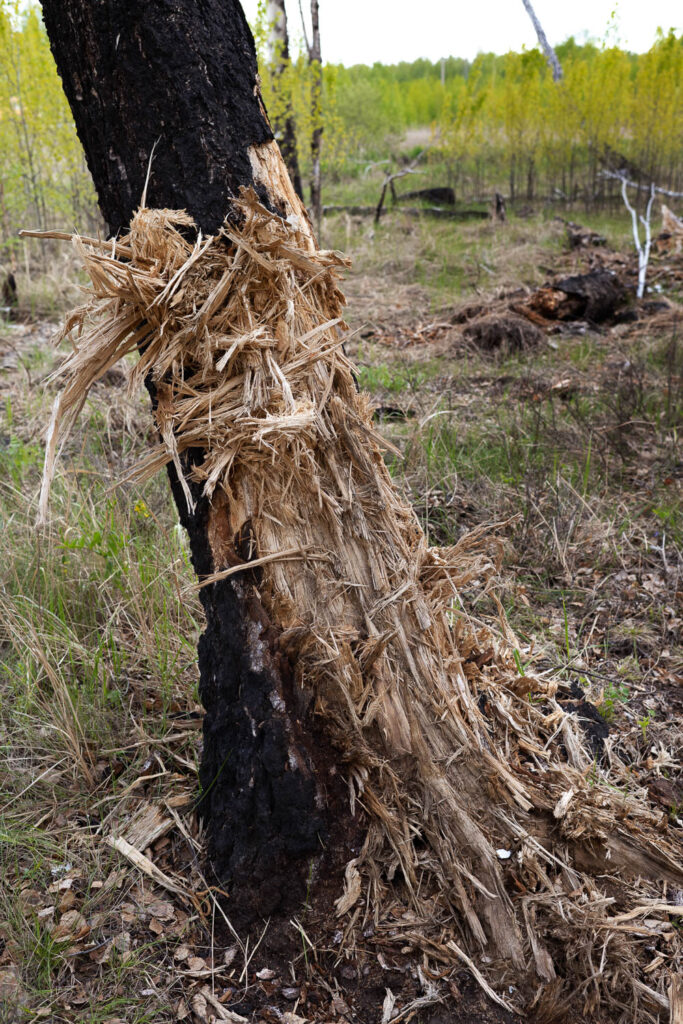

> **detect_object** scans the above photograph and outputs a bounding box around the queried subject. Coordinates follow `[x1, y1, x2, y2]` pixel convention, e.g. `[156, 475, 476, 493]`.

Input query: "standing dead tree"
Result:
[35, 1, 683, 1018]
[601, 170, 683, 298]
[520, 0, 563, 82]
[266, 0, 304, 200]
[622, 178, 656, 299]
[299, 0, 323, 234]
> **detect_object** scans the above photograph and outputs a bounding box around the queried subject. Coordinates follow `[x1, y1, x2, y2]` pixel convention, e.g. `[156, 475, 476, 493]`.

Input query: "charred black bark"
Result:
[42, 0, 329, 921]
[167, 461, 327, 921]
[40, 0, 272, 237]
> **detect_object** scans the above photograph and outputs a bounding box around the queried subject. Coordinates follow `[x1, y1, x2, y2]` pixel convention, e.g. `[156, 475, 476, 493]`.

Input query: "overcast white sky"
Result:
[240, 0, 681, 65]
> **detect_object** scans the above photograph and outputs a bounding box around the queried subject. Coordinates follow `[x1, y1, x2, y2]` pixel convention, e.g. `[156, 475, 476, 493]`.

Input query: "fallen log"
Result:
[514, 269, 628, 325]
[323, 204, 488, 221]
[401, 205, 489, 220]
[397, 186, 456, 205]
[323, 204, 380, 216]
[557, 218, 608, 249]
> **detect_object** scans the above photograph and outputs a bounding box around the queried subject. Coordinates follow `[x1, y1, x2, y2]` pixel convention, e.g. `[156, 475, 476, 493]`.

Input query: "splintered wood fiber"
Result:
[37, 190, 683, 1018]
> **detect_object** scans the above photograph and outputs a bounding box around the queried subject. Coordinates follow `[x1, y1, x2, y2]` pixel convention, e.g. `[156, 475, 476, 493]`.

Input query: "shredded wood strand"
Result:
[39, 190, 682, 1018]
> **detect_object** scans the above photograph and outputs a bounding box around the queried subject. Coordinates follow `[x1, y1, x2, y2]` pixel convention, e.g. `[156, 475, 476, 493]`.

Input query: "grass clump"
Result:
[0, 369, 210, 1019]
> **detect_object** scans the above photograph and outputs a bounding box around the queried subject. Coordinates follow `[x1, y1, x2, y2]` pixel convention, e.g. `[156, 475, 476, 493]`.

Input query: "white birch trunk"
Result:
[520, 0, 563, 81]
[621, 178, 655, 299]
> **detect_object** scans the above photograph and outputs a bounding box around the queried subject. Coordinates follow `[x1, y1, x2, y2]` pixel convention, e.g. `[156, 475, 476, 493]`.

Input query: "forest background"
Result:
[0, 0, 681, 250]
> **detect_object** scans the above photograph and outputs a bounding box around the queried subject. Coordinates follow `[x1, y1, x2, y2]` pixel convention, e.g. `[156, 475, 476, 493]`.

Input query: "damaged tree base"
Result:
[35, 191, 683, 1020]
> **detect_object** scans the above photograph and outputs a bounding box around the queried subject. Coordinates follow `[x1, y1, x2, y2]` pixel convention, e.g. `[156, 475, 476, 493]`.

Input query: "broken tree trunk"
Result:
[38, 0, 683, 1017]
[40, 0, 332, 922]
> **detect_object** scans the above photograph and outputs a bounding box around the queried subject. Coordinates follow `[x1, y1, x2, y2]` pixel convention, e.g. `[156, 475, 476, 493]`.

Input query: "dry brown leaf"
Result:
[58, 889, 76, 912]
[0, 967, 23, 1004]
[256, 967, 277, 980]
[52, 910, 90, 942]
[19, 888, 43, 908]
[112, 931, 131, 952]
[47, 877, 75, 894]
[186, 956, 207, 974]
[147, 899, 175, 921]
[189, 991, 207, 1021]
[89, 940, 112, 965]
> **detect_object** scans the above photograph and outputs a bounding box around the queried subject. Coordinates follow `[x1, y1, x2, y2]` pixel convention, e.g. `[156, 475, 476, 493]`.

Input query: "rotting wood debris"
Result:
[30, 189, 683, 1020]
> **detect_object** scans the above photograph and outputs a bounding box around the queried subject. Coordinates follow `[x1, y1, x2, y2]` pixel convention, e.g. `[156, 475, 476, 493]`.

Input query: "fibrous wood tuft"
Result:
[38, 189, 682, 1018]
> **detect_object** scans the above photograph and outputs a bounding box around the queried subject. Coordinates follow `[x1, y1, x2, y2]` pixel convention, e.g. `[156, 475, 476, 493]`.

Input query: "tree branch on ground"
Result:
[600, 169, 683, 200]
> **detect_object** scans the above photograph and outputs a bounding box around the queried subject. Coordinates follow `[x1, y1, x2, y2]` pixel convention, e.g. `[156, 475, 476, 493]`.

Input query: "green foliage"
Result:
[253, 1, 348, 182]
[435, 31, 683, 201]
[598, 682, 630, 722]
[637, 708, 655, 742]
[252, 8, 683, 204]
[0, 1, 96, 251]
[0, 1, 680, 245]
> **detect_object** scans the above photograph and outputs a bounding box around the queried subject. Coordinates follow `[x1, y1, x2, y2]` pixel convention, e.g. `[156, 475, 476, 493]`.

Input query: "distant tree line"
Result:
[255, 25, 682, 206]
[0, 0, 681, 256]
[434, 33, 683, 205]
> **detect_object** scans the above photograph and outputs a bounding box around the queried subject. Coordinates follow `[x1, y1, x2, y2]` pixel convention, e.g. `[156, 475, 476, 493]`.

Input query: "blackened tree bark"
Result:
[40, 0, 332, 922]
[266, 0, 304, 200]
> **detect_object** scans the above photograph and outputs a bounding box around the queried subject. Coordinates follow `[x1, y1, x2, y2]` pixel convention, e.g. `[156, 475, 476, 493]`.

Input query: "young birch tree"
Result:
[299, 0, 322, 233]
